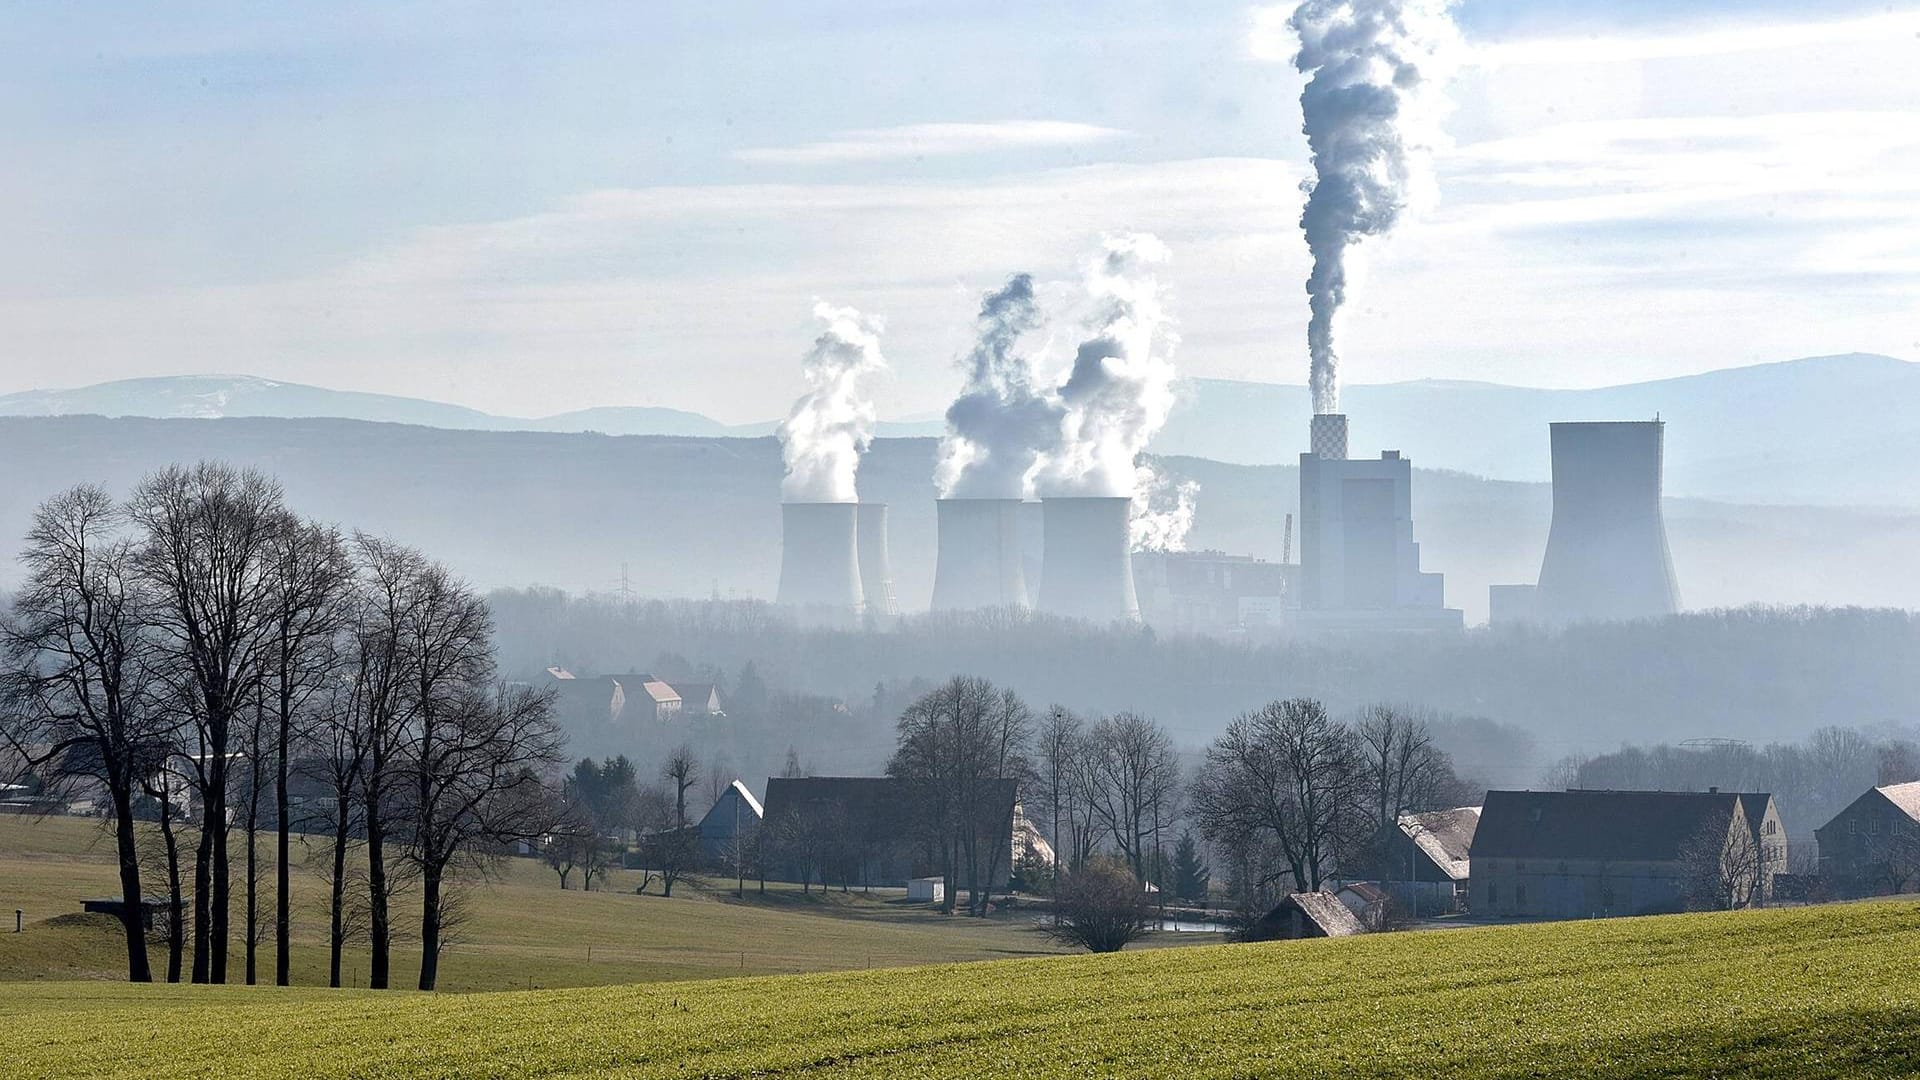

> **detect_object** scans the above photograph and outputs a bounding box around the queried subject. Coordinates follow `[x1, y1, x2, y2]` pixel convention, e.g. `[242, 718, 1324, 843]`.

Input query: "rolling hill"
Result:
[6, 353, 1918, 506]
[2, 416, 1917, 630]
[5, 898, 1919, 1078]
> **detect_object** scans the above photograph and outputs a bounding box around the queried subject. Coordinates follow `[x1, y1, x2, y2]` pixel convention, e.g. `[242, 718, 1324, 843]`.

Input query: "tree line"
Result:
[873, 676, 1476, 929]
[0, 464, 562, 991]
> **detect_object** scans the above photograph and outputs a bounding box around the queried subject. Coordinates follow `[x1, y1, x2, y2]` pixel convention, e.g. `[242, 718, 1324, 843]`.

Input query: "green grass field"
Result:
[4, 899, 1919, 1078]
[0, 816, 1097, 991]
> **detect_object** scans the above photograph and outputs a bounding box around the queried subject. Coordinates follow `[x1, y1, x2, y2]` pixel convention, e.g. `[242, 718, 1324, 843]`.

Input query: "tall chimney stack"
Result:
[1533, 420, 1681, 625]
[1310, 413, 1349, 461]
[1037, 496, 1140, 623]
[776, 502, 864, 624]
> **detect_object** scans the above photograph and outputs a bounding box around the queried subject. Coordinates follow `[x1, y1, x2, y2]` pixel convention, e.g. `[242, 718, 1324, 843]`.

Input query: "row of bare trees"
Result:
[0, 463, 561, 991]
[883, 678, 1470, 918]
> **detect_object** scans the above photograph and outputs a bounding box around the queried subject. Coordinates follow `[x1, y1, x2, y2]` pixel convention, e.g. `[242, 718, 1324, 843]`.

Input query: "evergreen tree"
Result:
[1173, 831, 1211, 904]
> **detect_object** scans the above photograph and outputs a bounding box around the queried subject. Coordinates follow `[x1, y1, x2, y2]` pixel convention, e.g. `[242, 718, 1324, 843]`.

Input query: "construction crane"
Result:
[1282, 513, 1294, 565]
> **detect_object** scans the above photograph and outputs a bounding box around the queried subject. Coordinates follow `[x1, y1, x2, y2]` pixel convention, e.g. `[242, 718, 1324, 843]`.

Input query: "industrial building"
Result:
[930, 497, 1030, 611]
[1493, 420, 1682, 627]
[1036, 496, 1141, 624]
[775, 501, 866, 625]
[1294, 413, 1460, 631]
[1133, 549, 1289, 633]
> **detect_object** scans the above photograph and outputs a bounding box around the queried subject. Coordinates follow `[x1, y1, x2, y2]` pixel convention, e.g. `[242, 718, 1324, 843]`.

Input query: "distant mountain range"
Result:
[2, 415, 1918, 630]
[5, 353, 1917, 506]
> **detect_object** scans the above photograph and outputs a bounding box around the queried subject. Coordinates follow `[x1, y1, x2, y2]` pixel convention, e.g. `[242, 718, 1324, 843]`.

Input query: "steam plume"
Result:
[1130, 462, 1199, 552]
[1291, 0, 1458, 414]
[935, 274, 1061, 499]
[778, 301, 886, 503]
[1037, 232, 1179, 498]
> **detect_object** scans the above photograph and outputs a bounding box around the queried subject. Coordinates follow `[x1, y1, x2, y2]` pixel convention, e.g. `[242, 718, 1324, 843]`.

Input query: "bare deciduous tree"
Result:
[1, 486, 173, 983]
[1190, 699, 1364, 894]
[888, 676, 1031, 916]
[1083, 712, 1180, 887]
[1044, 858, 1154, 954]
[130, 462, 288, 984]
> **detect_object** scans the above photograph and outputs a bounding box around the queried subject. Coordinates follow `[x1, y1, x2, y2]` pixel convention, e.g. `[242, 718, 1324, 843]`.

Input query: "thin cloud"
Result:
[734, 121, 1132, 165]
[1470, 10, 1920, 67]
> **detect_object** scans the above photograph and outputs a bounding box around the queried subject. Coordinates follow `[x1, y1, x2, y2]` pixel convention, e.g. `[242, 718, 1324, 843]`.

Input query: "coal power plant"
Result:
[775, 501, 864, 624]
[930, 498, 1029, 611]
[855, 502, 897, 619]
[1037, 496, 1140, 624]
[1532, 420, 1682, 624]
[1294, 413, 1461, 631]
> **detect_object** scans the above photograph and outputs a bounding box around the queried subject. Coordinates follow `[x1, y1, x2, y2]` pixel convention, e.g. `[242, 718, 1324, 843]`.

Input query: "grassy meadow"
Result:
[3, 898, 1919, 1077]
[0, 815, 1086, 991]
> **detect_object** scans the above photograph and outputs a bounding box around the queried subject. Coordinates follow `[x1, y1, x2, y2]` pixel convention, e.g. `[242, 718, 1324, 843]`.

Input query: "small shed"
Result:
[1254, 891, 1367, 940]
[1335, 881, 1391, 930]
[82, 896, 170, 930]
[907, 877, 946, 904]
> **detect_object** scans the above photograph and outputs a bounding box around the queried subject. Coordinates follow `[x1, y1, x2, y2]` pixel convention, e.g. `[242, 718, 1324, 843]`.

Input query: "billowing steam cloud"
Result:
[1130, 462, 1199, 552]
[778, 301, 886, 503]
[1291, 0, 1458, 414]
[1037, 232, 1179, 498]
[934, 274, 1060, 499]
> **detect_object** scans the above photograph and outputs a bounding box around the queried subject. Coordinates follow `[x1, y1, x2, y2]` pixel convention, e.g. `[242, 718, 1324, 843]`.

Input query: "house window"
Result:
[1487, 883, 1498, 906]
[1516, 884, 1528, 909]
[1764, 820, 1776, 835]
[1871, 816, 1882, 836]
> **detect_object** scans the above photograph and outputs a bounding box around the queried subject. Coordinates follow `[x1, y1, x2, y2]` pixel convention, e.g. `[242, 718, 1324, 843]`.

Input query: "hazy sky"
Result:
[2, 1, 1916, 422]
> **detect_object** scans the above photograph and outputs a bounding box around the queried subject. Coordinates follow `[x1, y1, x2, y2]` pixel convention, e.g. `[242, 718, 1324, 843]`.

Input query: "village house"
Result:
[759, 775, 1018, 889]
[1254, 891, 1367, 940]
[1378, 805, 1479, 915]
[1472, 789, 1785, 919]
[696, 779, 763, 863]
[1813, 780, 1920, 897]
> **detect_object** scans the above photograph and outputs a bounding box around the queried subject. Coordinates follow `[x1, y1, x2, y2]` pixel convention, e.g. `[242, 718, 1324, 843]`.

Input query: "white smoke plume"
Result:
[1129, 461, 1200, 552]
[935, 273, 1062, 499]
[778, 301, 886, 503]
[1036, 232, 1179, 498]
[1291, 0, 1458, 414]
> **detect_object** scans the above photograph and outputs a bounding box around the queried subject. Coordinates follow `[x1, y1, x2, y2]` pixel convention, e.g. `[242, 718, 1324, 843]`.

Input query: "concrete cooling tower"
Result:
[931, 498, 1029, 611]
[1037, 496, 1140, 623]
[1533, 421, 1681, 625]
[855, 502, 897, 618]
[776, 502, 864, 623]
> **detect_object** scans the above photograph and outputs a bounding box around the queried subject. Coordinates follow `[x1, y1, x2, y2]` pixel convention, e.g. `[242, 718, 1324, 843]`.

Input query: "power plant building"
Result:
[930, 498, 1030, 611]
[1492, 420, 1682, 627]
[775, 501, 865, 625]
[1294, 414, 1460, 631]
[1534, 421, 1681, 624]
[1036, 496, 1141, 624]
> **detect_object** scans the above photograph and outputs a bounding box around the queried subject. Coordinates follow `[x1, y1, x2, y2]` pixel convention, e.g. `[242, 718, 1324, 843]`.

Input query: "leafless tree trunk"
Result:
[1191, 698, 1364, 893]
[130, 463, 288, 984]
[1, 485, 174, 984]
[1085, 712, 1179, 886]
[244, 693, 264, 985]
[263, 519, 351, 986]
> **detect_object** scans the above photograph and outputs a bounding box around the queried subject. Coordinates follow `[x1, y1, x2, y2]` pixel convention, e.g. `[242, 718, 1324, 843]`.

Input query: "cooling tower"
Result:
[855, 503, 897, 618]
[930, 498, 1028, 611]
[1533, 421, 1681, 625]
[776, 502, 864, 621]
[1037, 496, 1140, 623]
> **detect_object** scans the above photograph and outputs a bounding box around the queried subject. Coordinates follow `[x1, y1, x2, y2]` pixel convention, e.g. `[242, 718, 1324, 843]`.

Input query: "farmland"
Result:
[5, 898, 1920, 1078]
[0, 815, 1088, 991]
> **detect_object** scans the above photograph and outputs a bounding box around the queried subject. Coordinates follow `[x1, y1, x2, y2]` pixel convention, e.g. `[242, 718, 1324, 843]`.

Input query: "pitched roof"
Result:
[1398, 806, 1480, 881]
[1876, 781, 1920, 824]
[627, 678, 681, 706]
[762, 775, 1016, 843]
[1273, 891, 1366, 937]
[1472, 789, 1748, 862]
